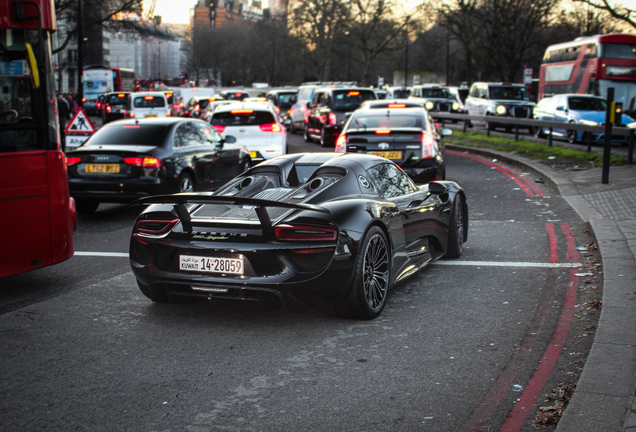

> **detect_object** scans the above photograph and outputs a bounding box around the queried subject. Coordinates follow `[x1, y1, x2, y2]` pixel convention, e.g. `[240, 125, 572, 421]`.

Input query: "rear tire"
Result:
[75, 199, 99, 214]
[178, 172, 195, 192]
[567, 123, 579, 144]
[534, 126, 544, 138]
[320, 129, 329, 147]
[303, 125, 313, 143]
[332, 226, 390, 320]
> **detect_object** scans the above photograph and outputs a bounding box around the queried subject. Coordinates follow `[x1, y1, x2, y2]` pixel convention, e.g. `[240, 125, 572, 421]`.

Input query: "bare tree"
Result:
[341, 0, 413, 86]
[288, 0, 349, 81]
[572, 0, 636, 30]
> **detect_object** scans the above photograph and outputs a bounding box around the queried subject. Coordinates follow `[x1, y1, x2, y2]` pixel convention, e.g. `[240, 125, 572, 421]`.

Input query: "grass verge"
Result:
[446, 131, 628, 168]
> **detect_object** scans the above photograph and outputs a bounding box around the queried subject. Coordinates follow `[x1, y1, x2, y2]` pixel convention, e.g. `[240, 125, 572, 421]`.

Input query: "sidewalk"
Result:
[447, 144, 636, 432]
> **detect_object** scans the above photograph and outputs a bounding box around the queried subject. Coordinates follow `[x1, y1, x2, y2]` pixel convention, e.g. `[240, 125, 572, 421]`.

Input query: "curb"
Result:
[446, 144, 636, 432]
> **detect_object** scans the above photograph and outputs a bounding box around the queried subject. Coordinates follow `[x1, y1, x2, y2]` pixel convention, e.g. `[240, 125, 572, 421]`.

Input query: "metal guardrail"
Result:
[430, 112, 635, 164]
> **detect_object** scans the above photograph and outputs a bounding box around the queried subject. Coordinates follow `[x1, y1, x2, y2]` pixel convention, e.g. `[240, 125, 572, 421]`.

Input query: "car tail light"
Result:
[260, 123, 282, 132]
[335, 134, 347, 152]
[66, 156, 81, 166]
[422, 132, 435, 158]
[135, 219, 179, 236]
[275, 106, 281, 115]
[194, 104, 200, 111]
[118, 94, 126, 98]
[375, 129, 391, 135]
[212, 125, 225, 133]
[231, 109, 254, 114]
[348, 91, 360, 96]
[328, 112, 337, 125]
[388, 103, 406, 108]
[106, 106, 111, 113]
[274, 225, 338, 241]
[124, 157, 162, 168]
[144, 96, 154, 100]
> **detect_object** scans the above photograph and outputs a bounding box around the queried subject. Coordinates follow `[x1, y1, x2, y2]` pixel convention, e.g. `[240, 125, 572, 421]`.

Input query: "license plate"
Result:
[250, 151, 258, 158]
[369, 151, 402, 160]
[180, 255, 244, 275]
[85, 163, 120, 173]
[144, 114, 157, 118]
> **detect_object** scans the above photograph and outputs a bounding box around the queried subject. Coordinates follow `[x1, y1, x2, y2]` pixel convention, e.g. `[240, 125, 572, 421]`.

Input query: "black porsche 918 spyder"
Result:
[130, 152, 468, 319]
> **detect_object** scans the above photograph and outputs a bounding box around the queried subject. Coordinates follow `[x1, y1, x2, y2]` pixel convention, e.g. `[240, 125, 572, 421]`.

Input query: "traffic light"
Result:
[611, 101, 623, 125]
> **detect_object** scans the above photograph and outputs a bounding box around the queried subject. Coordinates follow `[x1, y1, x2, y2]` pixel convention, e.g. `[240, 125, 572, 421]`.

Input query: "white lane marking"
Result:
[74, 251, 129, 258]
[74, 252, 582, 268]
[435, 261, 581, 268]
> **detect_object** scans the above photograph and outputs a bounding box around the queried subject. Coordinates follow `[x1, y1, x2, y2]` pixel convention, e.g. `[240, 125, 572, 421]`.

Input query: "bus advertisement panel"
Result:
[0, 0, 75, 277]
[82, 66, 113, 114]
[539, 33, 636, 115]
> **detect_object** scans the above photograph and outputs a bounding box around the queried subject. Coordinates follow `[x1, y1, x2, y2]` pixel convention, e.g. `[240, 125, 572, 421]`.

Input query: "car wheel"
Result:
[334, 226, 390, 320]
[178, 172, 195, 192]
[445, 196, 465, 259]
[75, 199, 99, 214]
[567, 123, 579, 144]
[320, 129, 329, 147]
[534, 126, 544, 138]
[303, 125, 313, 143]
[240, 158, 251, 174]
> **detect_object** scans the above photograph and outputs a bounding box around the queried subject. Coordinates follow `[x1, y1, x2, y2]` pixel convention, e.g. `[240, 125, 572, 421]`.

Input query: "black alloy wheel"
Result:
[320, 128, 329, 147]
[333, 226, 390, 319]
[567, 122, 579, 144]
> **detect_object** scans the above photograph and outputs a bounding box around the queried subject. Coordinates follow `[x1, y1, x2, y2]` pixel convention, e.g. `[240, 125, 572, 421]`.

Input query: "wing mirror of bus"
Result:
[25, 43, 40, 89]
[556, 106, 566, 111]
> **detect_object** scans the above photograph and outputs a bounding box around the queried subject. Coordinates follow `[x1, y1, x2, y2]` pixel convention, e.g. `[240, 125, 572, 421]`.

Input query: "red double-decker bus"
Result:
[538, 33, 636, 114]
[112, 67, 135, 91]
[0, 0, 75, 277]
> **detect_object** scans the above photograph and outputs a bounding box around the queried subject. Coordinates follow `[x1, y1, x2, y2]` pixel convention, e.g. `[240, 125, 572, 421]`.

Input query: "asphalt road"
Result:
[0, 125, 601, 431]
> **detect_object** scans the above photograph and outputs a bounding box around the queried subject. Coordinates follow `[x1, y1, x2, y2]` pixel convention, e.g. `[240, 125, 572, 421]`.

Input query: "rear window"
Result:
[133, 96, 166, 108]
[420, 88, 451, 98]
[275, 92, 296, 105]
[348, 112, 425, 130]
[86, 124, 170, 146]
[211, 110, 276, 126]
[332, 90, 377, 110]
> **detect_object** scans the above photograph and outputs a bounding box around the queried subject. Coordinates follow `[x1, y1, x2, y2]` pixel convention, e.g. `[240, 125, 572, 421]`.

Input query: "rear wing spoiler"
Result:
[133, 193, 331, 234]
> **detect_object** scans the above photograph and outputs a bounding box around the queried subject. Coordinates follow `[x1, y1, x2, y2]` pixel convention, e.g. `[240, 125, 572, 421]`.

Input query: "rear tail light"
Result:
[335, 134, 347, 152]
[260, 123, 283, 132]
[231, 109, 254, 114]
[106, 106, 111, 113]
[124, 157, 162, 168]
[194, 104, 200, 111]
[388, 103, 406, 108]
[212, 124, 225, 133]
[134, 219, 179, 237]
[275, 107, 281, 115]
[375, 129, 391, 135]
[274, 225, 338, 241]
[66, 156, 81, 166]
[422, 132, 435, 158]
[328, 112, 337, 126]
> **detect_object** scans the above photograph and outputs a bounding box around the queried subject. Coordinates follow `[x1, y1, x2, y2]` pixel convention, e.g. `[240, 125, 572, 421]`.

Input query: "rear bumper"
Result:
[69, 177, 172, 203]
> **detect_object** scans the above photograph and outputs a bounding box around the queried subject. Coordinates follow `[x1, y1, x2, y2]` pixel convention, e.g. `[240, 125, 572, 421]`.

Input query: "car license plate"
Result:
[179, 255, 244, 275]
[85, 163, 120, 173]
[369, 151, 402, 160]
[144, 114, 157, 118]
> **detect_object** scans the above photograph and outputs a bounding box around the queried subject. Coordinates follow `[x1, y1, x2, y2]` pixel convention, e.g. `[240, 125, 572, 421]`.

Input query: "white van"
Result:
[128, 92, 170, 119]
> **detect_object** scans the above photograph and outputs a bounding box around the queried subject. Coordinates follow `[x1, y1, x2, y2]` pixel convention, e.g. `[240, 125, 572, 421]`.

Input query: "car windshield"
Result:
[391, 89, 411, 98]
[133, 96, 166, 108]
[348, 112, 425, 130]
[212, 110, 276, 126]
[332, 90, 377, 110]
[421, 88, 451, 99]
[87, 124, 170, 145]
[568, 97, 606, 111]
[489, 86, 529, 101]
[276, 92, 296, 105]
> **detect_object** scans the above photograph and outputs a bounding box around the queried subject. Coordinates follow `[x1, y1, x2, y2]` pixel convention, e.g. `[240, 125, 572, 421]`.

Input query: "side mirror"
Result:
[556, 106, 566, 111]
[441, 128, 453, 137]
[429, 181, 447, 195]
[223, 135, 237, 144]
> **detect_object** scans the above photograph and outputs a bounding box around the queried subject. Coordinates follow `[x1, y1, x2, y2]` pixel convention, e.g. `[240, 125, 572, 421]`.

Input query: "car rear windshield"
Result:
[87, 124, 170, 145]
[332, 90, 377, 110]
[211, 110, 276, 126]
[348, 112, 425, 130]
[275, 92, 296, 105]
[133, 96, 166, 108]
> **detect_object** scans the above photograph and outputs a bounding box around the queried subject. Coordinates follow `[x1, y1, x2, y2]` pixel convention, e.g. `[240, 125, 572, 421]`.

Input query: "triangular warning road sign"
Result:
[65, 108, 95, 134]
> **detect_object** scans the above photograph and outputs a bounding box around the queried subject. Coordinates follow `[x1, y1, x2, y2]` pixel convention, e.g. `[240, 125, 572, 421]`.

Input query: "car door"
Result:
[368, 163, 444, 261]
[193, 121, 243, 185]
[171, 121, 219, 190]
